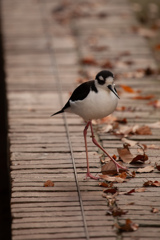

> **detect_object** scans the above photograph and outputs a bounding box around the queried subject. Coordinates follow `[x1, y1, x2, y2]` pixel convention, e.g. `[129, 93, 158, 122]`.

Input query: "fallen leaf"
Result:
[124, 189, 135, 195]
[118, 172, 127, 179]
[116, 106, 126, 111]
[99, 182, 113, 188]
[155, 163, 160, 171]
[116, 118, 127, 124]
[103, 187, 118, 194]
[99, 175, 127, 183]
[106, 207, 128, 217]
[100, 60, 114, 69]
[148, 99, 160, 108]
[127, 202, 135, 205]
[135, 126, 152, 135]
[155, 44, 160, 50]
[121, 138, 137, 147]
[131, 153, 148, 163]
[151, 207, 159, 213]
[101, 161, 125, 175]
[137, 165, 154, 173]
[115, 219, 139, 232]
[120, 84, 136, 93]
[44, 180, 54, 187]
[147, 144, 160, 149]
[117, 145, 134, 163]
[80, 56, 98, 65]
[132, 95, 154, 100]
[135, 187, 146, 192]
[143, 180, 160, 187]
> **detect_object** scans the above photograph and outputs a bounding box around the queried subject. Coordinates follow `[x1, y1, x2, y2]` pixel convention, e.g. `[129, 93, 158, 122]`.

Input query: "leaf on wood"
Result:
[135, 126, 152, 135]
[151, 207, 159, 213]
[132, 95, 155, 100]
[99, 115, 117, 124]
[100, 60, 114, 69]
[143, 180, 160, 187]
[135, 187, 146, 193]
[115, 219, 139, 232]
[116, 118, 127, 124]
[155, 163, 160, 171]
[155, 44, 160, 50]
[131, 153, 148, 164]
[116, 106, 126, 111]
[99, 174, 127, 183]
[118, 144, 148, 164]
[118, 172, 127, 179]
[101, 161, 125, 175]
[148, 99, 160, 108]
[127, 171, 136, 178]
[106, 207, 128, 217]
[121, 137, 137, 147]
[120, 84, 136, 93]
[136, 165, 154, 173]
[44, 180, 54, 187]
[80, 56, 98, 65]
[117, 145, 134, 163]
[99, 182, 113, 188]
[103, 187, 118, 194]
[147, 121, 160, 129]
[147, 144, 160, 149]
[127, 202, 135, 205]
[124, 189, 135, 195]
[101, 124, 113, 133]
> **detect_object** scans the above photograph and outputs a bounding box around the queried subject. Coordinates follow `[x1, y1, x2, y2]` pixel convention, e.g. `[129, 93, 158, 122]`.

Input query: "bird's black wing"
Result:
[51, 80, 97, 116]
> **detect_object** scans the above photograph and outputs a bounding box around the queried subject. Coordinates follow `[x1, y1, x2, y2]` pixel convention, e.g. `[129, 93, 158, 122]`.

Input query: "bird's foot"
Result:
[85, 172, 100, 180]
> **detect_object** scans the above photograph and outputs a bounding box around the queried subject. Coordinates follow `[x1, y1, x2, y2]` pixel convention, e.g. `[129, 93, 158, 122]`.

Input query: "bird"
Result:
[51, 70, 127, 179]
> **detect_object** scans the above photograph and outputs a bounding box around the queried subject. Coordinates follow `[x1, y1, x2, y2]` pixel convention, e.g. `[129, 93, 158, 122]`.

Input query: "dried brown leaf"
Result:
[99, 182, 113, 188]
[99, 174, 127, 183]
[103, 187, 118, 194]
[121, 137, 137, 147]
[135, 126, 152, 135]
[135, 187, 146, 193]
[106, 207, 128, 217]
[120, 84, 136, 93]
[155, 163, 160, 171]
[151, 207, 159, 213]
[131, 153, 148, 163]
[143, 180, 160, 187]
[101, 161, 125, 175]
[117, 145, 134, 163]
[136, 165, 154, 173]
[115, 219, 139, 232]
[44, 180, 54, 187]
[148, 99, 160, 108]
[80, 56, 98, 66]
[132, 95, 155, 100]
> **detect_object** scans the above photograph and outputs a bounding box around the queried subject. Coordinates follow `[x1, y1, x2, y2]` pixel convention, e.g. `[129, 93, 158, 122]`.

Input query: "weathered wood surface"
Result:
[2, 0, 160, 239]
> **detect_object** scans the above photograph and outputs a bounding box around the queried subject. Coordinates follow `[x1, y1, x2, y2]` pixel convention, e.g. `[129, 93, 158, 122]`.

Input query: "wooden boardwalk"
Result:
[2, 0, 160, 239]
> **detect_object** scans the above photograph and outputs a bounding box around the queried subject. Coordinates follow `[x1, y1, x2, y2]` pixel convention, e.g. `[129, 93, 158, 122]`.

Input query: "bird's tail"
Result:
[51, 109, 64, 117]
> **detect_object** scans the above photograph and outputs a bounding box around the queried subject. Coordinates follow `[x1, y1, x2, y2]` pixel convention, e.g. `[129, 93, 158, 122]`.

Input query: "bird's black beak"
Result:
[108, 85, 120, 99]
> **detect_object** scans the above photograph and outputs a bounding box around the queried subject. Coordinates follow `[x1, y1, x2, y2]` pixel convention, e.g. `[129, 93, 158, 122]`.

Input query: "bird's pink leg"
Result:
[83, 121, 99, 180]
[89, 121, 127, 172]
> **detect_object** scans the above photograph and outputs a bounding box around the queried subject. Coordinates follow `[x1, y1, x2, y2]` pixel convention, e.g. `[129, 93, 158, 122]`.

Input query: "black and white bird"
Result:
[52, 70, 127, 179]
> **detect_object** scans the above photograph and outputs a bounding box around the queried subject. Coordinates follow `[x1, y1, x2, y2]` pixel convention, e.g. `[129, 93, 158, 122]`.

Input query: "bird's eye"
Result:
[99, 76, 104, 81]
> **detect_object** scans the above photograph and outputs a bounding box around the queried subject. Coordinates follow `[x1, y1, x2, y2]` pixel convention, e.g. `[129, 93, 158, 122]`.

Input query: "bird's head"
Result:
[95, 70, 120, 99]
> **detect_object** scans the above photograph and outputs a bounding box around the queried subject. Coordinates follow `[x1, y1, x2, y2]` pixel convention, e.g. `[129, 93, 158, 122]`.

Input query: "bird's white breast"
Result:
[69, 88, 118, 121]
